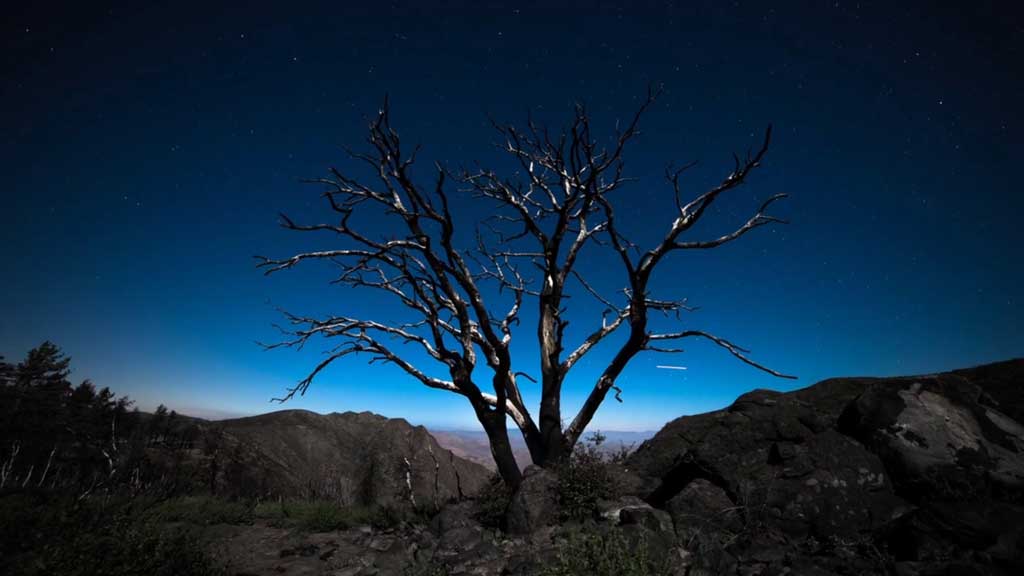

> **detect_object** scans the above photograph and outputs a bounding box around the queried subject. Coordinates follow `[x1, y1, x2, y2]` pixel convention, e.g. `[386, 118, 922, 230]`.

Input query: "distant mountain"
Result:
[209, 410, 490, 505]
[432, 428, 655, 471]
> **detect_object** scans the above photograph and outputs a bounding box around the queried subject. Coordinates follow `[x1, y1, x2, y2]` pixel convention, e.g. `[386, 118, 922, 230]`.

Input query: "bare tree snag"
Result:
[258, 89, 794, 488]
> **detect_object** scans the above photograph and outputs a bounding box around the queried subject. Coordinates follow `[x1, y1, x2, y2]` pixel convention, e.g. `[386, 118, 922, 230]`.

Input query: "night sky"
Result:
[3, 1, 1022, 430]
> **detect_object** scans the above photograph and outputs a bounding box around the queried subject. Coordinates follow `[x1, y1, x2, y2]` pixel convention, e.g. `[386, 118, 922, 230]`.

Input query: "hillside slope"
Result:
[211, 410, 490, 506]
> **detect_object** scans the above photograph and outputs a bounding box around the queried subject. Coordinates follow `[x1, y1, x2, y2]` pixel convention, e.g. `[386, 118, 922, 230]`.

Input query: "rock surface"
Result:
[838, 372, 1024, 499]
[628, 358, 1024, 575]
[505, 465, 559, 534]
[196, 359, 1024, 575]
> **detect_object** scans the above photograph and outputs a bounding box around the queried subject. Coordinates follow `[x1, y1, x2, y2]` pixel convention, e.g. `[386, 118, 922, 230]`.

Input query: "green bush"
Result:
[144, 495, 252, 526]
[470, 433, 626, 528]
[47, 519, 224, 576]
[252, 500, 362, 532]
[369, 502, 410, 530]
[556, 434, 621, 522]
[251, 499, 289, 524]
[0, 491, 224, 576]
[298, 501, 365, 532]
[404, 558, 451, 576]
[0, 490, 433, 575]
[543, 528, 665, 576]
[474, 474, 512, 529]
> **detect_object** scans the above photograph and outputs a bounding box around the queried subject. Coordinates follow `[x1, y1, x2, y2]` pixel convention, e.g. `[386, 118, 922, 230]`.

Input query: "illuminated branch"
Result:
[260, 90, 793, 485]
[647, 330, 796, 379]
[564, 123, 790, 447]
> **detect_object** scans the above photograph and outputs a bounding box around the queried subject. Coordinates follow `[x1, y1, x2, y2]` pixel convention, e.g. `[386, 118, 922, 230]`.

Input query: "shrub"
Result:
[556, 434, 621, 522]
[543, 528, 666, 576]
[404, 558, 451, 576]
[297, 501, 365, 532]
[251, 499, 289, 525]
[369, 502, 410, 530]
[253, 500, 365, 532]
[0, 491, 224, 576]
[144, 495, 252, 526]
[474, 474, 512, 529]
[48, 519, 224, 576]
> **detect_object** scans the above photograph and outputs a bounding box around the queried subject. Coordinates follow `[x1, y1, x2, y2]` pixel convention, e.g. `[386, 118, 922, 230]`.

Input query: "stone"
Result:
[429, 500, 477, 535]
[618, 504, 674, 533]
[666, 478, 741, 535]
[628, 359, 1024, 575]
[838, 374, 1024, 500]
[505, 466, 559, 534]
[368, 536, 394, 552]
[595, 495, 647, 523]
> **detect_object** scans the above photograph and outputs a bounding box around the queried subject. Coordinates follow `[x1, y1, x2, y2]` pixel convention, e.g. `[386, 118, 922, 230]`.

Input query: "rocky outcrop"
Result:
[211, 410, 490, 504]
[838, 372, 1024, 500]
[627, 359, 1024, 575]
[196, 360, 1023, 575]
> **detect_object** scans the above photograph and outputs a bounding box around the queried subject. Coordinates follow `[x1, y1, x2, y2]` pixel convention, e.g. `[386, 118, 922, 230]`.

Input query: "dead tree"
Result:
[257, 89, 794, 488]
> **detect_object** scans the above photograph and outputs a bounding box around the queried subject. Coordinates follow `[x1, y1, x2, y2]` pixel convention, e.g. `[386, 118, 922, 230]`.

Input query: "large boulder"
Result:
[837, 369, 1024, 572]
[629, 385, 904, 541]
[618, 503, 674, 533]
[595, 494, 648, 523]
[505, 465, 559, 535]
[628, 359, 1024, 575]
[666, 478, 741, 540]
[838, 374, 1024, 500]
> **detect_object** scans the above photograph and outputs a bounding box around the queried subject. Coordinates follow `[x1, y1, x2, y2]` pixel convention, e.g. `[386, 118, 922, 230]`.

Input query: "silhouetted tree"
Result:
[0, 356, 13, 386]
[0, 342, 142, 490]
[259, 90, 794, 488]
[149, 404, 169, 446]
[200, 425, 225, 494]
[2, 342, 73, 486]
[0, 355, 18, 487]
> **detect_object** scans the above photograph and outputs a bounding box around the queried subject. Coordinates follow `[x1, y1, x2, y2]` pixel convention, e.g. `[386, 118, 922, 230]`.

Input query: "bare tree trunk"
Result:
[565, 313, 648, 447]
[536, 403, 568, 467]
[0, 442, 19, 489]
[37, 446, 56, 487]
[477, 408, 523, 489]
[537, 292, 567, 467]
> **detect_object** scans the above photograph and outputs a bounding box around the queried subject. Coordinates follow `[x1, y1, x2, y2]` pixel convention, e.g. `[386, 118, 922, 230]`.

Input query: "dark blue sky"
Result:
[2, 1, 1021, 430]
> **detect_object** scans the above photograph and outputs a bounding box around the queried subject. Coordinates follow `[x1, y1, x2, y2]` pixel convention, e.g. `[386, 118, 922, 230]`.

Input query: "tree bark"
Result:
[537, 274, 568, 467]
[476, 407, 523, 489]
[565, 308, 648, 447]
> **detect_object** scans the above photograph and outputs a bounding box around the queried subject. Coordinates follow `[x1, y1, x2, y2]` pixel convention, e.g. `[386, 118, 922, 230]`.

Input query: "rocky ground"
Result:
[8, 359, 1012, 575]
[205, 498, 686, 576]
[199, 359, 1024, 576]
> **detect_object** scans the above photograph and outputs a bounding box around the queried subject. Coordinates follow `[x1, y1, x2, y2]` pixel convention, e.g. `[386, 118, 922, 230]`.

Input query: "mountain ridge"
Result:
[200, 408, 491, 504]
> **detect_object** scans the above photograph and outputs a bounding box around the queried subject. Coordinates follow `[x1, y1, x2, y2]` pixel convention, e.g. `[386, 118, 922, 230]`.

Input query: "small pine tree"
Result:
[15, 341, 71, 388]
